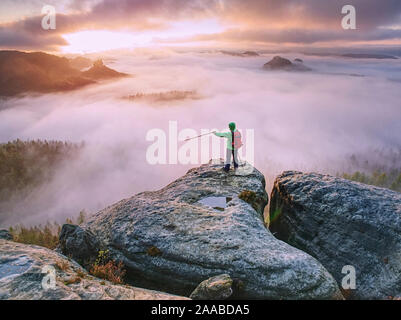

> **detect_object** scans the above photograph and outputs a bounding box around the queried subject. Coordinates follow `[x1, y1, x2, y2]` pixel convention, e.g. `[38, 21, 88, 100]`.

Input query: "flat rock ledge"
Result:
[61, 161, 342, 299]
[0, 240, 188, 300]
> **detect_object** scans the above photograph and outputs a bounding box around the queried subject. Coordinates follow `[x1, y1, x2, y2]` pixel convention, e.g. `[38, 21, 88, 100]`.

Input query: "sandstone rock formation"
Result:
[221, 51, 259, 57]
[0, 239, 188, 300]
[242, 51, 260, 57]
[68, 56, 93, 70]
[263, 56, 311, 71]
[57, 224, 100, 268]
[60, 161, 342, 300]
[190, 274, 233, 300]
[0, 51, 127, 97]
[269, 171, 401, 299]
[81, 59, 128, 80]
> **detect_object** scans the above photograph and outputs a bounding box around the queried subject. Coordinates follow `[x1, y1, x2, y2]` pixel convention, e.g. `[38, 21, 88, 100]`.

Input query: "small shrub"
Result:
[94, 249, 110, 265]
[89, 250, 126, 285]
[90, 261, 126, 285]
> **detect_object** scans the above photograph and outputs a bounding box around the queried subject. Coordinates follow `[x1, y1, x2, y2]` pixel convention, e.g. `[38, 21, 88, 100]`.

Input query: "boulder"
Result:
[269, 171, 401, 299]
[190, 274, 233, 300]
[63, 161, 342, 299]
[57, 224, 101, 268]
[0, 240, 188, 300]
[0, 230, 12, 241]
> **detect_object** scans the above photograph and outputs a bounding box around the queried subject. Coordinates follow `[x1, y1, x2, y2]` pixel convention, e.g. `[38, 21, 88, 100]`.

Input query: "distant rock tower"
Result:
[93, 59, 104, 67]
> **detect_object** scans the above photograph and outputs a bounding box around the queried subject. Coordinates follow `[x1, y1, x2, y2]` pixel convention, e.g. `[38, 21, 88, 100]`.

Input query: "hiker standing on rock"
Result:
[214, 122, 242, 172]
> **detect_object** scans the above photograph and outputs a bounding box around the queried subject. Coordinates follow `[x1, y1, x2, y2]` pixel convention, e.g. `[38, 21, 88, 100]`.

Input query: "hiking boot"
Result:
[234, 162, 239, 169]
[223, 164, 230, 172]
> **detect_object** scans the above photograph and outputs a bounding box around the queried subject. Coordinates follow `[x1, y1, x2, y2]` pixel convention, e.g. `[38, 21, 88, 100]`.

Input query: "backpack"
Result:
[231, 130, 243, 149]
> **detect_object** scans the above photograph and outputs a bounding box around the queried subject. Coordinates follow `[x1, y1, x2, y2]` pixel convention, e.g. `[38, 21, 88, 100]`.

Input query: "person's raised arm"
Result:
[214, 132, 230, 138]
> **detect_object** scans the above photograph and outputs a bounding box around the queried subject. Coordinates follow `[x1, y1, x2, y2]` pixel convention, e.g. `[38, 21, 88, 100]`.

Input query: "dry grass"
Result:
[55, 259, 70, 272]
[89, 261, 126, 285]
[64, 276, 81, 285]
[76, 269, 86, 278]
[89, 249, 126, 285]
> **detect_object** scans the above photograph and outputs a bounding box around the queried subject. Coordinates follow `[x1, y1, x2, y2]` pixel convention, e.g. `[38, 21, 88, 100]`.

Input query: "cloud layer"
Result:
[0, 50, 400, 226]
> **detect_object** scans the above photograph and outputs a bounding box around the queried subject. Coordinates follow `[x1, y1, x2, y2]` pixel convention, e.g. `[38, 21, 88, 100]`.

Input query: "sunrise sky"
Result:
[0, 0, 401, 53]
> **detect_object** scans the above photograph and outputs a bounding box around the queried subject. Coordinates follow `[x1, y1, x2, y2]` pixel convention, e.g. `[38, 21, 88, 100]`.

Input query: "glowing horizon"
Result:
[61, 20, 226, 53]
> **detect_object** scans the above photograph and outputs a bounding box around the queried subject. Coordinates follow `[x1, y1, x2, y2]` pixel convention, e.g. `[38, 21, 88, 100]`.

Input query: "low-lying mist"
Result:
[1, 49, 401, 226]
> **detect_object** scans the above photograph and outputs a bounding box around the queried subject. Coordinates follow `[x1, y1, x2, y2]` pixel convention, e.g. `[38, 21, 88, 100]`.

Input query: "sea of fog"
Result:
[1, 49, 401, 226]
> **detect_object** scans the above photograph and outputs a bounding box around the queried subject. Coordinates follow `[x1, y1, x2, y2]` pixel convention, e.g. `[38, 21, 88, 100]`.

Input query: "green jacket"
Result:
[214, 130, 237, 150]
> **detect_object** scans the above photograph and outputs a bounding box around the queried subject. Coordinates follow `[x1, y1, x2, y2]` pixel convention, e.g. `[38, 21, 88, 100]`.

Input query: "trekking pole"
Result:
[184, 131, 216, 142]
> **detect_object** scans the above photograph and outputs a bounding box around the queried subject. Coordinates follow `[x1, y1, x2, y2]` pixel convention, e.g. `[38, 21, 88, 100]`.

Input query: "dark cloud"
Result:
[0, 29, 67, 51]
[0, 14, 70, 51]
[66, 0, 218, 28]
[0, 0, 400, 50]
[221, 0, 401, 30]
[187, 27, 401, 45]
